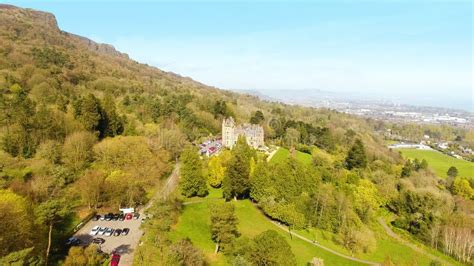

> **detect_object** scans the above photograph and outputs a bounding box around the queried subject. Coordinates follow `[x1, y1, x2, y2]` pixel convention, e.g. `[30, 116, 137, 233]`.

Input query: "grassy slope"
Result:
[170, 192, 365, 265]
[399, 149, 473, 178]
[270, 147, 312, 165]
[269, 148, 460, 265]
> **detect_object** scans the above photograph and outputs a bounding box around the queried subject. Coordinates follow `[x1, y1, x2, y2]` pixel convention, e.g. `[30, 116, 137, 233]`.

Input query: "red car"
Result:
[110, 253, 120, 266]
[125, 213, 133, 220]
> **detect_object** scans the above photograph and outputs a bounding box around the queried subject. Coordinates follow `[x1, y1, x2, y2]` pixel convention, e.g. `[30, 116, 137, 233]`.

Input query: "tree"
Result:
[447, 166, 458, 178]
[210, 202, 239, 253]
[345, 139, 367, 170]
[248, 230, 296, 266]
[419, 159, 428, 170]
[0, 189, 33, 257]
[401, 160, 413, 177]
[35, 140, 62, 164]
[99, 94, 124, 138]
[0, 247, 38, 265]
[353, 179, 381, 222]
[62, 131, 96, 171]
[249, 110, 265, 124]
[63, 245, 107, 266]
[76, 170, 105, 209]
[223, 137, 253, 200]
[452, 177, 474, 199]
[212, 100, 232, 118]
[180, 147, 207, 197]
[207, 152, 229, 188]
[34, 199, 69, 265]
[250, 160, 271, 202]
[166, 238, 205, 266]
[73, 94, 101, 132]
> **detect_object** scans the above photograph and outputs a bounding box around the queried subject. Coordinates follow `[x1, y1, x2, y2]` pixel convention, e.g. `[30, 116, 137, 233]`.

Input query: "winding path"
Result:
[377, 218, 452, 266]
[269, 218, 380, 265]
[184, 199, 379, 265]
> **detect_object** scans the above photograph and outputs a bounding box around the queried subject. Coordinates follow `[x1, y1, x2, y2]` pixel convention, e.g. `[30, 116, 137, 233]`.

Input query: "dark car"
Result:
[112, 214, 120, 221]
[133, 213, 140, 220]
[121, 228, 130, 236]
[92, 238, 106, 244]
[118, 213, 125, 221]
[105, 213, 113, 221]
[110, 253, 120, 266]
[66, 237, 81, 246]
[113, 229, 122, 236]
[92, 215, 101, 221]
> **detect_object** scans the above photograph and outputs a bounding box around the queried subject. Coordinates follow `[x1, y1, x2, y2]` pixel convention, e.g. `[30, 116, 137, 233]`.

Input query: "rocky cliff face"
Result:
[0, 4, 128, 59]
[67, 33, 129, 59]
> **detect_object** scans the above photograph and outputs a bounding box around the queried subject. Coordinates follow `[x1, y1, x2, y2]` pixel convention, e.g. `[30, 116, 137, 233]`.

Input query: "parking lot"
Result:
[73, 214, 143, 265]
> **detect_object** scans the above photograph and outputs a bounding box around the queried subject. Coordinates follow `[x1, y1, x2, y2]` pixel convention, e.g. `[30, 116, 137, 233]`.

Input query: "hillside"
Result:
[0, 5, 472, 266]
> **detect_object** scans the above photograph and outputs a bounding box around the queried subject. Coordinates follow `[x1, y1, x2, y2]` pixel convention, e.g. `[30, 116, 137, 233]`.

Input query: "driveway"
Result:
[74, 217, 142, 265]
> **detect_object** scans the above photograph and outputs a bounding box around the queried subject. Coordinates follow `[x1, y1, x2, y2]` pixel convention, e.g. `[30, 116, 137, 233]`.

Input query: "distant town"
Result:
[239, 89, 473, 128]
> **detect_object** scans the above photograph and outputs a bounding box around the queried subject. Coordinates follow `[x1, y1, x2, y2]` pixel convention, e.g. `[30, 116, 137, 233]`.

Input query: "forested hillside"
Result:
[0, 4, 472, 265]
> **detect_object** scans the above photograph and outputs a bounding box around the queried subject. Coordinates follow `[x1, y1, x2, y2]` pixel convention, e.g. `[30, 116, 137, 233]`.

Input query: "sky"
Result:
[5, 1, 474, 111]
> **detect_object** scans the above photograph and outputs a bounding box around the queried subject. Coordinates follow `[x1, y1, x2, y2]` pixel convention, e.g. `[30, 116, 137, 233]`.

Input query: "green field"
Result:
[270, 147, 312, 165]
[170, 197, 366, 265]
[398, 149, 473, 178]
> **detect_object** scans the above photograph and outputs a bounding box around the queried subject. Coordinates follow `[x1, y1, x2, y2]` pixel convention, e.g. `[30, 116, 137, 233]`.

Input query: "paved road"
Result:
[377, 218, 452, 266]
[73, 163, 180, 266]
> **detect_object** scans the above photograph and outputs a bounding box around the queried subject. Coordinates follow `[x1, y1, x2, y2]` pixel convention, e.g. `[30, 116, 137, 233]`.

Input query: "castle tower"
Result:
[222, 117, 236, 148]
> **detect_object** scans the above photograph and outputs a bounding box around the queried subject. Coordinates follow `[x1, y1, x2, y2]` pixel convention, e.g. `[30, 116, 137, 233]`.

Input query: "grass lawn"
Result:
[296, 220, 460, 266]
[398, 149, 473, 178]
[270, 147, 312, 165]
[170, 197, 366, 265]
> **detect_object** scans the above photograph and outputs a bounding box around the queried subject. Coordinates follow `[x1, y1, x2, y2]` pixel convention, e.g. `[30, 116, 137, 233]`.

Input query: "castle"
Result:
[222, 117, 264, 149]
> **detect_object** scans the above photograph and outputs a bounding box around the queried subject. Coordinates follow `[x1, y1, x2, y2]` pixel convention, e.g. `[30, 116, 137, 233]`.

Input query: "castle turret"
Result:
[222, 117, 236, 148]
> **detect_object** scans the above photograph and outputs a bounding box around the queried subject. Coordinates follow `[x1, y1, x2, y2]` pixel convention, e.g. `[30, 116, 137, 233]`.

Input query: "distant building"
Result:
[222, 117, 264, 149]
[388, 142, 432, 150]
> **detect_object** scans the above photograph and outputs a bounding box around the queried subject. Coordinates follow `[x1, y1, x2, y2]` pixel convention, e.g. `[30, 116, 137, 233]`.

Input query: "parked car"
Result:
[105, 213, 113, 221]
[121, 228, 130, 236]
[125, 213, 133, 220]
[90, 226, 100, 236]
[113, 229, 122, 236]
[92, 238, 106, 244]
[66, 237, 81, 246]
[98, 227, 107, 235]
[92, 215, 101, 221]
[118, 213, 125, 221]
[104, 228, 114, 237]
[112, 214, 120, 221]
[100, 215, 105, 221]
[133, 213, 140, 220]
[110, 253, 120, 266]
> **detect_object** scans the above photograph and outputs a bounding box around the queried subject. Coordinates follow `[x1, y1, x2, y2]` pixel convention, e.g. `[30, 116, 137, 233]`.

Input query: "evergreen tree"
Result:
[100, 94, 124, 138]
[250, 160, 271, 202]
[180, 147, 208, 197]
[447, 166, 458, 178]
[345, 139, 367, 170]
[223, 137, 253, 200]
[210, 202, 239, 253]
[248, 230, 296, 266]
[420, 159, 428, 170]
[401, 160, 413, 177]
[249, 110, 265, 124]
[34, 199, 69, 266]
[73, 94, 101, 133]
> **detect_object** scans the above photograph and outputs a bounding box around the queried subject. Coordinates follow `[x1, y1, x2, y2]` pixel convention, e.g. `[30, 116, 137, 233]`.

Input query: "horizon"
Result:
[5, 1, 473, 111]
